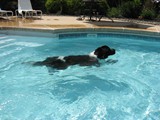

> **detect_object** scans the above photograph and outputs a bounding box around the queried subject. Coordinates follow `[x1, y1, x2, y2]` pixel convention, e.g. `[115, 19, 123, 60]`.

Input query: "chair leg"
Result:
[15, 10, 21, 18]
[5, 13, 9, 19]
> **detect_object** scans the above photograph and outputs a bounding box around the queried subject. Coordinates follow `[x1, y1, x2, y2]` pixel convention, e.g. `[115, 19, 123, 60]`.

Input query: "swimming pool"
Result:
[0, 30, 160, 120]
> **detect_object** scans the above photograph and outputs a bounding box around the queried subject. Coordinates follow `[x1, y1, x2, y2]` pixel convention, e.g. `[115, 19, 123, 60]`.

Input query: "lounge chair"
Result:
[15, 0, 42, 19]
[0, 8, 13, 19]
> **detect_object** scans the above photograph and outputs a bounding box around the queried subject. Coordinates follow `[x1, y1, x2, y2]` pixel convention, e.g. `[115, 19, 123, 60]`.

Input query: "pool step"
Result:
[0, 39, 15, 45]
[0, 48, 21, 58]
[0, 36, 8, 39]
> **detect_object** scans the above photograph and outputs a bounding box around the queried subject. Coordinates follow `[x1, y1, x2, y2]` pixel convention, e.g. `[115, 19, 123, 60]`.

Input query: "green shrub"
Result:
[121, 1, 142, 18]
[45, 0, 67, 14]
[65, 0, 84, 15]
[45, 0, 83, 15]
[31, 0, 46, 12]
[141, 9, 156, 20]
[97, 0, 110, 15]
[108, 7, 121, 18]
[156, 14, 160, 20]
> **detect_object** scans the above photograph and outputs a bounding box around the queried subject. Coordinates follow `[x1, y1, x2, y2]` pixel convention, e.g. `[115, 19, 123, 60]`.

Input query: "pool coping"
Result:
[0, 27, 160, 38]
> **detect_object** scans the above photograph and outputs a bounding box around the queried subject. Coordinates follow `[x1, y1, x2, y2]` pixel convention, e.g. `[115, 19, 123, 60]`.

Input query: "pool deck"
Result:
[0, 15, 160, 33]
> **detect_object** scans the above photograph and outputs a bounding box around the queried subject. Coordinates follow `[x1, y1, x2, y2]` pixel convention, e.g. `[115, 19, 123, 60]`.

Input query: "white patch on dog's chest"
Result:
[57, 56, 66, 62]
[89, 51, 97, 58]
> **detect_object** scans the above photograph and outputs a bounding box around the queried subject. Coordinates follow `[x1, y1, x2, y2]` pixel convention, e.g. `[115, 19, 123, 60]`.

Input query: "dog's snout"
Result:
[110, 49, 116, 55]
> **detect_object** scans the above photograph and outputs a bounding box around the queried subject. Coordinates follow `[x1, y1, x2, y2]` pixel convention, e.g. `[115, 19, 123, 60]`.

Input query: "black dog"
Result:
[33, 45, 116, 70]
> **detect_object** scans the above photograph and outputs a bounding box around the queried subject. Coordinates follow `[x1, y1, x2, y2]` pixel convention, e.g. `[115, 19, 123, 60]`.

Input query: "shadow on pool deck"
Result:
[84, 20, 153, 29]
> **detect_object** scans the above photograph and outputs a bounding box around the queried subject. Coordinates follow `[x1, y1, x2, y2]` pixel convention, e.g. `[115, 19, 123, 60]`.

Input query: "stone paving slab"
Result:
[0, 16, 159, 33]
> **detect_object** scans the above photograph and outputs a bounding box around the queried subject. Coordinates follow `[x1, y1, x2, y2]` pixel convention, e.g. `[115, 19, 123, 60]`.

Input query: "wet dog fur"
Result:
[33, 45, 116, 70]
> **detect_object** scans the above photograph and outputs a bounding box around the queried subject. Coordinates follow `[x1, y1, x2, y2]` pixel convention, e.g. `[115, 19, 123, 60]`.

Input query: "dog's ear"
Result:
[94, 46, 110, 55]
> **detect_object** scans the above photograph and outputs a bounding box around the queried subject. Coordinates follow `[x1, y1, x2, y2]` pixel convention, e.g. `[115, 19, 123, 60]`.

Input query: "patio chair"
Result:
[15, 0, 42, 19]
[0, 8, 13, 19]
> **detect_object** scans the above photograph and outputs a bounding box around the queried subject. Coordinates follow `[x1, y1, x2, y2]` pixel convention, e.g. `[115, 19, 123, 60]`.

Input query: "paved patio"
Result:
[0, 15, 160, 33]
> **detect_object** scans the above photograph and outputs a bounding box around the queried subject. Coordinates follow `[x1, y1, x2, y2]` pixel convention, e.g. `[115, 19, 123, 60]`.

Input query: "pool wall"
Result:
[0, 27, 160, 39]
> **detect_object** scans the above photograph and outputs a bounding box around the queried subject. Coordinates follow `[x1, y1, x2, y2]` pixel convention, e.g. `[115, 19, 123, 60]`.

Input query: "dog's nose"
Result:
[110, 49, 115, 55]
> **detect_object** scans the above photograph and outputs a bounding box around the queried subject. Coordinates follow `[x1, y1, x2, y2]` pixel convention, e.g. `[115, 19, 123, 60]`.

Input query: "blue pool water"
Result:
[0, 32, 160, 120]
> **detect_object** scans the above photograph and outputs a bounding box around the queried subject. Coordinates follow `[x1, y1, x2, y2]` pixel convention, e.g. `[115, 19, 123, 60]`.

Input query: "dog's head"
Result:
[94, 45, 115, 59]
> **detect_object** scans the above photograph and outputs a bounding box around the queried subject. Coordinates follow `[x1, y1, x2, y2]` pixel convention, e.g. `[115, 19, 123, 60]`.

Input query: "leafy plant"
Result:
[141, 9, 156, 20]
[65, 0, 83, 15]
[45, 0, 83, 15]
[97, 0, 110, 15]
[45, 0, 67, 14]
[121, 1, 142, 18]
[108, 7, 121, 18]
[31, 0, 46, 12]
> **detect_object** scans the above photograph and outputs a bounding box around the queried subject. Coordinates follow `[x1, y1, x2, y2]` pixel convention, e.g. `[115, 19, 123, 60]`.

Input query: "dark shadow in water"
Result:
[46, 59, 118, 75]
[50, 75, 130, 103]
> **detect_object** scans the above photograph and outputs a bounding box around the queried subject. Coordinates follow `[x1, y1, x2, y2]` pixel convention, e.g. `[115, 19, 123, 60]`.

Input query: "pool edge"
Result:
[0, 27, 159, 38]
